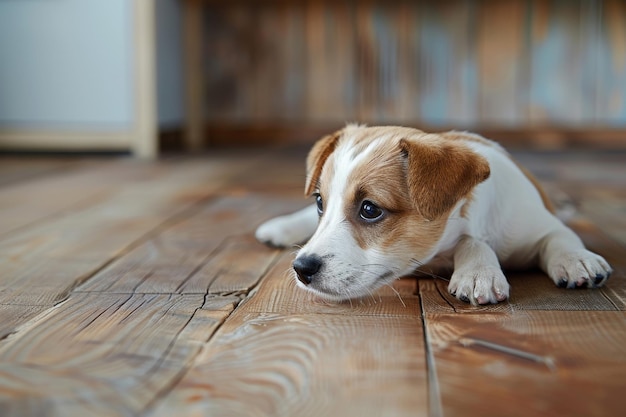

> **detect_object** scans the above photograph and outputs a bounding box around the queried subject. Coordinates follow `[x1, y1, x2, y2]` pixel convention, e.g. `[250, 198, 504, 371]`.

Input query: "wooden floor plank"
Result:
[77, 194, 305, 295]
[419, 198, 626, 417]
[0, 156, 91, 188]
[0, 180, 308, 415]
[0, 155, 268, 238]
[150, 250, 429, 417]
[0, 293, 238, 416]
[0, 150, 623, 417]
[152, 313, 427, 417]
[0, 158, 272, 338]
[0, 158, 159, 237]
[421, 311, 626, 417]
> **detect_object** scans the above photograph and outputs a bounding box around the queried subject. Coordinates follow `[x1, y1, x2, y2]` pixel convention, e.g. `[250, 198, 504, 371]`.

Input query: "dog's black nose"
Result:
[293, 255, 322, 285]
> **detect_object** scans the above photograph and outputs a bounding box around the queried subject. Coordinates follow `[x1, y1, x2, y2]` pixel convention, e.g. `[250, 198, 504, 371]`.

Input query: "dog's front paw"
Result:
[547, 249, 612, 289]
[255, 216, 308, 248]
[448, 266, 510, 305]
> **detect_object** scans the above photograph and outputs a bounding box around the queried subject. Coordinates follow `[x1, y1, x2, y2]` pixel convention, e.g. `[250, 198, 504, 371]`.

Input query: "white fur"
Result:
[255, 128, 612, 305]
[255, 205, 318, 247]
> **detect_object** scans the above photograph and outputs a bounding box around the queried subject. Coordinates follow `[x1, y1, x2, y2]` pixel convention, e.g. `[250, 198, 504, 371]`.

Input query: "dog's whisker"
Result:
[289, 244, 305, 255]
[409, 258, 450, 282]
[365, 286, 378, 305]
[281, 266, 294, 280]
[415, 268, 450, 282]
[385, 283, 407, 308]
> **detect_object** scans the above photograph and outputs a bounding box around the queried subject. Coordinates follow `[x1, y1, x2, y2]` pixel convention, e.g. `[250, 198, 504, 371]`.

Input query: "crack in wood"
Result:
[142, 290, 242, 414]
[459, 337, 557, 371]
[172, 240, 224, 294]
[141, 304, 210, 415]
[434, 280, 458, 313]
[419, 295, 443, 417]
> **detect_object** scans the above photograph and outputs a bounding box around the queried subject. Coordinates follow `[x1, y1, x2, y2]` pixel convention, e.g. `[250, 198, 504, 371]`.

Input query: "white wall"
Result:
[0, 0, 134, 130]
[0, 0, 185, 155]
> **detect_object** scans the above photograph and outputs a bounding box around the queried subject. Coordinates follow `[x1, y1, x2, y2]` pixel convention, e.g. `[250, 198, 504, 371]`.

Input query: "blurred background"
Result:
[0, 0, 625, 157]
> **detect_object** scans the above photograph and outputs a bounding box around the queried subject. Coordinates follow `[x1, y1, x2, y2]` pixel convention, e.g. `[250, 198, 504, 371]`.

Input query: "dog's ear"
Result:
[304, 130, 342, 196]
[400, 136, 490, 220]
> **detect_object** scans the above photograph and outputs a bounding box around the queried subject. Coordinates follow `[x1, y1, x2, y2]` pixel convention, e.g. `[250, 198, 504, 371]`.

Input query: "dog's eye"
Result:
[315, 194, 323, 216]
[359, 200, 384, 221]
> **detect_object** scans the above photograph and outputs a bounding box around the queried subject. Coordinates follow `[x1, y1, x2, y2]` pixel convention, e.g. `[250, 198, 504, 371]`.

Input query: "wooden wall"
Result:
[200, 0, 626, 146]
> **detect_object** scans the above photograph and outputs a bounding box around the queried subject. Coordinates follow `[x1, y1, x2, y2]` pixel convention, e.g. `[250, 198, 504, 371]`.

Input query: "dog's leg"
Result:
[539, 223, 612, 288]
[448, 236, 510, 305]
[255, 204, 318, 248]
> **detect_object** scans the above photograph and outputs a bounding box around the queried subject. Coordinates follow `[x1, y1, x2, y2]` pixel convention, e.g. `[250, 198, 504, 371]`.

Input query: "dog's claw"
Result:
[476, 296, 490, 305]
[495, 291, 508, 302]
[594, 273, 608, 286]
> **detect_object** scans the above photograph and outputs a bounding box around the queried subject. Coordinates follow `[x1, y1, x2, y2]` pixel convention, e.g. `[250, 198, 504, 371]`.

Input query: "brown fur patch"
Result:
[400, 135, 491, 220]
[304, 129, 342, 196]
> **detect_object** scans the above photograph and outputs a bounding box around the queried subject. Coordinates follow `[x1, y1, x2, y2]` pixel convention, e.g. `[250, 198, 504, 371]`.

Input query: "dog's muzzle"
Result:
[293, 255, 322, 285]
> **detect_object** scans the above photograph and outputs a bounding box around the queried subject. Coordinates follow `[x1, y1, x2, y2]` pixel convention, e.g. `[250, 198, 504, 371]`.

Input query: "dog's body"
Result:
[256, 125, 612, 305]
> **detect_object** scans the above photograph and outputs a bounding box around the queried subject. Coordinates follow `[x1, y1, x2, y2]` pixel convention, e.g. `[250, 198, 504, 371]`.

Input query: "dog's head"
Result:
[293, 125, 491, 301]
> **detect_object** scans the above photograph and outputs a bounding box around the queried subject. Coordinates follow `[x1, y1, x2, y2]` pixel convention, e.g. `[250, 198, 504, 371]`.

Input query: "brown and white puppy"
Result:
[255, 125, 612, 305]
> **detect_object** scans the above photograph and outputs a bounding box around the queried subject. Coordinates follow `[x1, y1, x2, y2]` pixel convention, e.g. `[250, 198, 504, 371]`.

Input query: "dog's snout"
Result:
[293, 255, 322, 285]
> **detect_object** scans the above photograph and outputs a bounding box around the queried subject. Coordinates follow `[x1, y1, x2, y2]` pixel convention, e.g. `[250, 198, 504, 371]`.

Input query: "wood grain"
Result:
[0, 156, 262, 237]
[422, 311, 626, 417]
[0, 150, 624, 416]
[0, 159, 116, 236]
[77, 194, 302, 294]
[150, 251, 428, 417]
[0, 293, 238, 416]
[152, 312, 428, 417]
[0, 156, 283, 337]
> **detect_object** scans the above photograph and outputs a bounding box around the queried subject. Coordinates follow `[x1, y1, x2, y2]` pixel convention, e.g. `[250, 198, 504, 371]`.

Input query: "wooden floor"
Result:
[0, 148, 624, 417]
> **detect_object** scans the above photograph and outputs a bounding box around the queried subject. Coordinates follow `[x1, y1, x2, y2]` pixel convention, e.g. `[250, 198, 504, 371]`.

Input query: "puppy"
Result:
[255, 125, 612, 305]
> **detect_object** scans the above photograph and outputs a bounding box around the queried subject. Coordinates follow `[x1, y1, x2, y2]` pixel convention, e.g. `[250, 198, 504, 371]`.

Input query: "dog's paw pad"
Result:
[548, 249, 612, 289]
[448, 266, 510, 305]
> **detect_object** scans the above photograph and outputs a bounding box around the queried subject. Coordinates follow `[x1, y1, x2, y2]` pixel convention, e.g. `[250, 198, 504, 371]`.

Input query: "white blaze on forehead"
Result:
[310, 135, 387, 248]
[327, 136, 387, 202]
